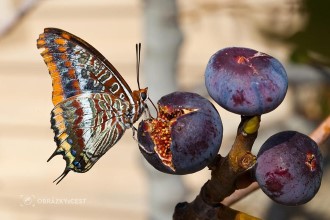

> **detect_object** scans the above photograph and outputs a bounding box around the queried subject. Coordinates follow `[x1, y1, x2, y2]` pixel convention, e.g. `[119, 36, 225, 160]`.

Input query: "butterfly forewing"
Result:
[37, 28, 134, 106]
[37, 28, 147, 183]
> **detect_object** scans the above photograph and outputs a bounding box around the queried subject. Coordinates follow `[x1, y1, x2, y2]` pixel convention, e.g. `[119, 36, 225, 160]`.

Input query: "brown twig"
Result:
[173, 195, 261, 220]
[222, 182, 259, 206]
[310, 115, 330, 145]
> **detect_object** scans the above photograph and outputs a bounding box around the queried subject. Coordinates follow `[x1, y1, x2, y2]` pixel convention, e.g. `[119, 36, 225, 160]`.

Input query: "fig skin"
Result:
[205, 47, 288, 116]
[255, 131, 323, 206]
[138, 92, 223, 174]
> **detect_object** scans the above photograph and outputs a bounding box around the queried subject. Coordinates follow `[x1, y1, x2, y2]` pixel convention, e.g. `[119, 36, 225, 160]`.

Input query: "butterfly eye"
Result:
[140, 92, 147, 101]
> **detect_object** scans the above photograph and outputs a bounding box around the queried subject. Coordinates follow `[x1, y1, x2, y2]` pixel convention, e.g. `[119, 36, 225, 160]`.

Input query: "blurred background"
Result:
[0, 0, 329, 219]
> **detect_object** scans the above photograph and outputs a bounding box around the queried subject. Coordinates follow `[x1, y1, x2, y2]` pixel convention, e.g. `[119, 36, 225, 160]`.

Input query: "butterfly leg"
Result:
[146, 97, 159, 119]
[144, 104, 154, 119]
[132, 126, 138, 142]
[132, 126, 154, 154]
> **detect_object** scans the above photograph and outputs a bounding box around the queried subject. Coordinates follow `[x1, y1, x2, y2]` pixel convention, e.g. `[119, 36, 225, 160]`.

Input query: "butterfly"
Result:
[37, 28, 148, 184]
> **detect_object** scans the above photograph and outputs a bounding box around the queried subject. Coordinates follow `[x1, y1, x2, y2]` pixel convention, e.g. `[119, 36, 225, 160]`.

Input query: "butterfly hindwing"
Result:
[37, 28, 134, 106]
[49, 93, 130, 176]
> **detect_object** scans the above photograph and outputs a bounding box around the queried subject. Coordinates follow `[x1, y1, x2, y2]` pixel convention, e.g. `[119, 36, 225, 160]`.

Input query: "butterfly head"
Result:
[132, 87, 148, 120]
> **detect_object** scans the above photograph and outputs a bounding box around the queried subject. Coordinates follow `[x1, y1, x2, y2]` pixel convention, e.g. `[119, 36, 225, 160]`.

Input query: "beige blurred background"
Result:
[0, 0, 329, 219]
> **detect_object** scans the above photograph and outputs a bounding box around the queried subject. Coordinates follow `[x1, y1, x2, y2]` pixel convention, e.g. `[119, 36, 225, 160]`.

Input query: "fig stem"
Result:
[201, 116, 259, 205]
[173, 116, 260, 219]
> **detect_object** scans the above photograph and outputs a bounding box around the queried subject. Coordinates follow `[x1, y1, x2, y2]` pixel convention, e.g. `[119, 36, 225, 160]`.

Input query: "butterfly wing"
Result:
[49, 92, 130, 183]
[37, 28, 137, 183]
[37, 28, 135, 106]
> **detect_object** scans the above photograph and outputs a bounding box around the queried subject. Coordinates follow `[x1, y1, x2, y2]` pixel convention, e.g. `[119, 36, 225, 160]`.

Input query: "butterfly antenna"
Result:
[136, 43, 142, 90]
[53, 169, 70, 185]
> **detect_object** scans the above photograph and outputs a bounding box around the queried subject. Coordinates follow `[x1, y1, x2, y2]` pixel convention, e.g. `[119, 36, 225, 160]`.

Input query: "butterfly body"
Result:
[37, 28, 147, 182]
